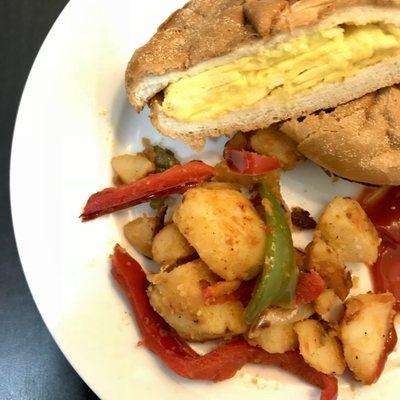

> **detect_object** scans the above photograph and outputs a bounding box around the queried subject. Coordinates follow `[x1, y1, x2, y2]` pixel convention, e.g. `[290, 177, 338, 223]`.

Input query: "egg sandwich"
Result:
[126, 0, 400, 150]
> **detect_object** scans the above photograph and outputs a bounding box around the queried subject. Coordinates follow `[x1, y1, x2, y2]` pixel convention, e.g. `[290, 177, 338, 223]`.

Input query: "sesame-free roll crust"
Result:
[280, 85, 400, 186]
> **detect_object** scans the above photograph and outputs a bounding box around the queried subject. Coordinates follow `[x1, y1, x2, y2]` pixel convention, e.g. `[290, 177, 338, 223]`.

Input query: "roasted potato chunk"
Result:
[151, 223, 195, 267]
[173, 188, 265, 281]
[123, 216, 158, 258]
[294, 319, 346, 375]
[111, 154, 155, 184]
[340, 293, 396, 384]
[248, 304, 314, 353]
[248, 323, 298, 353]
[314, 289, 344, 323]
[317, 197, 380, 265]
[148, 260, 246, 341]
[305, 234, 352, 300]
[250, 126, 303, 170]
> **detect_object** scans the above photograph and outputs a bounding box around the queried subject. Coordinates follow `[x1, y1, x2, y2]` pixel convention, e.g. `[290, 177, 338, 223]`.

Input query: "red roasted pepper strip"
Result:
[81, 161, 216, 221]
[111, 245, 197, 359]
[296, 271, 326, 305]
[225, 149, 280, 175]
[111, 245, 338, 400]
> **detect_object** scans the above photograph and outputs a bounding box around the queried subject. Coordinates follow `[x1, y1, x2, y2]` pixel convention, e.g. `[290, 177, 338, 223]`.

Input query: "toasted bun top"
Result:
[126, 0, 400, 110]
[280, 85, 400, 185]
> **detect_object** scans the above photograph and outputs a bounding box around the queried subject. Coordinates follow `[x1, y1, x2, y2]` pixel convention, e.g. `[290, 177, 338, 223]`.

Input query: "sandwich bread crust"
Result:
[280, 85, 400, 185]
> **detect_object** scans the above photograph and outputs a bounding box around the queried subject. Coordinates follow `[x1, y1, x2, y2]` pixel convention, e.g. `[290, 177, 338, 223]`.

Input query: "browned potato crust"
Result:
[111, 154, 155, 184]
[151, 223, 195, 267]
[305, 234, 352, 300]
[340, 293, 396, 384]
[123, 216, 158, 258]
[317, 197, 380, 265]
[314, 289, 344, 323]
[314, 289, 336, 315]
[250, 126, 303, 170]
[173, 187, 266, 280]
[248, 324, 298, 354]
[148, 259, 246, 341]
[294, 319, 346, 375]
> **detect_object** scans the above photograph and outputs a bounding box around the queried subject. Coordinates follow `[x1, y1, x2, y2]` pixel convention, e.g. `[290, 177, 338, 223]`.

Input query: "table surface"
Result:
[0, 1, 98, 399]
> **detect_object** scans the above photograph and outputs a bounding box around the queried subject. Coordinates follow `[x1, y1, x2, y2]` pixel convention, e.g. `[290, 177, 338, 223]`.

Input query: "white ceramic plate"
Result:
[10, 1, 400, 399]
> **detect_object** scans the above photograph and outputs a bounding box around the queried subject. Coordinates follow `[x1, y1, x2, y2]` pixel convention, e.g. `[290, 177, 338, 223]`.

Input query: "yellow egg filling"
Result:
[162, 24, 400, 122]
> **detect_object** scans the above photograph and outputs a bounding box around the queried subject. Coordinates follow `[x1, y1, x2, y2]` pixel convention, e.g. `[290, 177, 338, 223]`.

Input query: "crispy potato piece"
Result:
[314, 289, 344, 323]
[314, 289, 336, 315]
[248, 323, 298, 353]
[294, 319, 346, 375]
[340, 293, 396, 384]
[111, 154, 155, 184]
[148, 259, 246, 341]
[305, 234, 352, 300]
[173, 188, 265, 280]
[250, 126, 303, 170]
[248, 304, 314, 353]
[317, 197, 380, 265]
[123, 216, 158, 258]
[248, 304, 313, 353]
[151, 223, 195, 267]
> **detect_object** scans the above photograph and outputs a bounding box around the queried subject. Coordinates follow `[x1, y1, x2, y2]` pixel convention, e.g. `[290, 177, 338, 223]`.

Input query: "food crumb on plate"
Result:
[238, 371, 281, 390]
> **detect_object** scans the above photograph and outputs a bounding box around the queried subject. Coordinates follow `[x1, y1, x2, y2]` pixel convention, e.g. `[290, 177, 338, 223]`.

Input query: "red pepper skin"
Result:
[296, 271, 326, 305]
[111, 245, 197, 359]
[111, 245, 337, 400]
[225, 149, 280, 175]
[81, 161, 216, 221]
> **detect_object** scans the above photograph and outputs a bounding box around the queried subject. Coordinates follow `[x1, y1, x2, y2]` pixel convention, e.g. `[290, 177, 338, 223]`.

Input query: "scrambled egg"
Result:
[162, 24, 400, 122]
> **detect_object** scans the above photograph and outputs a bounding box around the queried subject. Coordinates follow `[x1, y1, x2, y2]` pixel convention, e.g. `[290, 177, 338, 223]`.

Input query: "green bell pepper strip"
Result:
[244, 183, 298, 324]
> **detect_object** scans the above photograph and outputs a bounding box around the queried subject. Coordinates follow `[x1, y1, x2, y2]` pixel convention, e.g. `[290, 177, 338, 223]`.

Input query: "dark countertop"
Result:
[0, 1, 98, 399]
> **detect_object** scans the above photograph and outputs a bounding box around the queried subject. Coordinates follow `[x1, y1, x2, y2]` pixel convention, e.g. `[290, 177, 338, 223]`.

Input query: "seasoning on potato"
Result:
[317, 197, 380, 265]
[151, 223, 195, 268]
[173, 187, 266, 281]
[147, 259, 246, 341]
